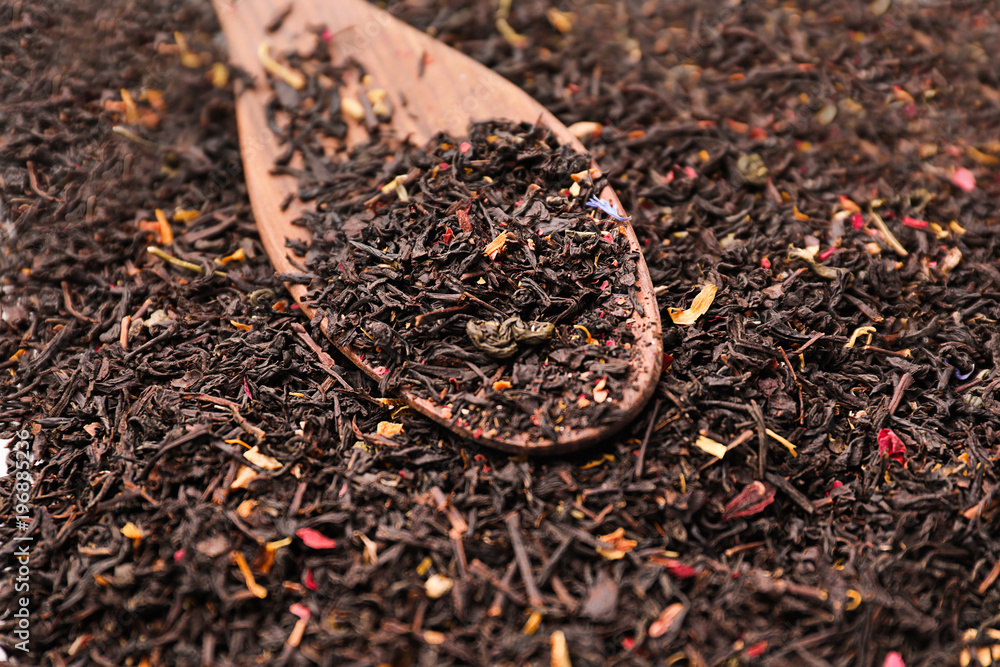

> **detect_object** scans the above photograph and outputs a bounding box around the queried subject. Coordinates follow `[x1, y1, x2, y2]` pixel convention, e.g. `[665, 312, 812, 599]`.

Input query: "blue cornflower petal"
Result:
[955, 366, 975, 380]
[585, 196, 631, 222]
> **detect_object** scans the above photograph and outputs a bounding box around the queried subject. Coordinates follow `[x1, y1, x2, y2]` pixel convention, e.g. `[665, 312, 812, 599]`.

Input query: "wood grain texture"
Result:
[212, 0, 662, 453]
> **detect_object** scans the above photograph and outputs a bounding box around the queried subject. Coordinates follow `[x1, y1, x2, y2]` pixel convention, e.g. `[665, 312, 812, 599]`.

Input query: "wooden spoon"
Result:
[212, 0, 662, 453]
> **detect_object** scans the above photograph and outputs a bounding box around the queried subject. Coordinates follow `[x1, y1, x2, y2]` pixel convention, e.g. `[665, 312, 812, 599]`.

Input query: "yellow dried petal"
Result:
[376, 421, 404, 438]
[341, 96, 365, 121]
[173, 208, 200, 223]
[845, 589, 862, 611]
[765, 428, 798, 457]
[844, 326, 876, 349]
[210, 62, 229, 89]
[233, 551, 267, 598]
[244, 446, 280, 471]
[230, 465, 258, 490]
[581, 453, 614, 469]
[425, 573, 454, 599]
[423, 630, 446, 645]
[694, 435, 727, 459]
[668, 284, 718, 325]
[551, 630, 572, 667]
[967, 145, 1000, 165]
[568, 121, 602, 140]
[521, 609, 543, 635]
[380, 174, 405, 194]
[121, 522, 142, 546]
[546, 8, 573, 33]
[257, 39, 306, 90]
[237, 499, 257, 518]
[216, 248, 245, 265]
[416, 556, 433, 576]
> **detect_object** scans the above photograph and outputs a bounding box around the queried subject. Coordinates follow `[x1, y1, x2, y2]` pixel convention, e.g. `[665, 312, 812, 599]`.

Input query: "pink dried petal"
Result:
[851, 213, 864, 230]
[659, 558, 697, 579]
[683, 165, 698, 179]
[290, 603, 311, 620]
[902, 216, 928, 229]
[882, 652, 905, 667]
[722, 481, 776, 521]
[877, 428, 907, 466]
[459, 141, 471, 154]
[296, 528, 337, 549]
[951, 167, 976, 192]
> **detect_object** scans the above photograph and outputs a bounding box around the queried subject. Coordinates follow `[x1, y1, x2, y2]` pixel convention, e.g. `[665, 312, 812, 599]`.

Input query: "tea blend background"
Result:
[2, 0, 999, 665]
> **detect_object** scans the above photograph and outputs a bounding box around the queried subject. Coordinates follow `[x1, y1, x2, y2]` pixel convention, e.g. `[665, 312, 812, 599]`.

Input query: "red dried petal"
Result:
[303, 568, 318, 590]
[663, 560, 696, 578]
[902, 216, 928, 229]
[722, 481, 776, 521]
[457, 207, 472, 234]
[441, 226, 454, 244]
[877, 428, 907, 466]
[746, 640, 768, 658]
[850, 212, 864, 230]
[296, 528, 337, 549]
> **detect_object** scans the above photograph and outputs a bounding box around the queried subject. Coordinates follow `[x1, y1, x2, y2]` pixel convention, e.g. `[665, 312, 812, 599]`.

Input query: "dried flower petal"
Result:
[550, 630, 572, 667]
[883, 652, 905, 667]
[648, 602, 686, 639]
[483, 231, 508, 259]
[568, 121, 602, 140]
[121, 522, 142, 547]
[951, 167, 976, 192]
[668, 284, 718, 325]
[257, 39, 305, 90]
[230, 465, 258, 489]
[425, 573, 454, 599]
[244, 445, 281, 471]
[376, 421, 404, 438]
[877, 428, 907, 466]
[694, 435, 727, 459]
[722, 481, 776, 521]
[296, 527, 337, 549]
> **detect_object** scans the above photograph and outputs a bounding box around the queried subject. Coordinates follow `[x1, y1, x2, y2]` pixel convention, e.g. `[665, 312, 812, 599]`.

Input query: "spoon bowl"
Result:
[212, 0, 662, 453]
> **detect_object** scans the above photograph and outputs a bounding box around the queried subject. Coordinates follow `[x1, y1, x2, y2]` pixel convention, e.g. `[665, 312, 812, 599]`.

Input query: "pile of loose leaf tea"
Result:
[291, 120, 646, 441]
